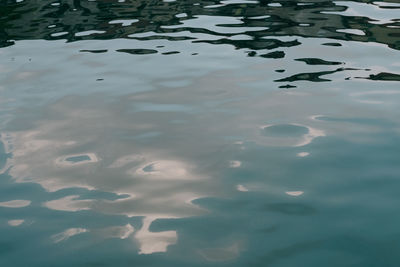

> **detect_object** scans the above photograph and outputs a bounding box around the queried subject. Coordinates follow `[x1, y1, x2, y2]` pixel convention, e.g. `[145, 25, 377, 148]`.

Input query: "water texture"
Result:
[0, 0, 400, 266]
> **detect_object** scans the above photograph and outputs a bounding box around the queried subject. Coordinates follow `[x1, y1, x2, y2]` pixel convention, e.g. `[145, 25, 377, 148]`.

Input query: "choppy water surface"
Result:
[1, 0, 400, 266]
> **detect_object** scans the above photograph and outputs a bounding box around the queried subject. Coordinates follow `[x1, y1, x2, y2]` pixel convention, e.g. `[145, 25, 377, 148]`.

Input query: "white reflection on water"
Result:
[350, 90, 400, 105]
[357, 100, 384, 105]
[133, 160, 194, 180]
[44, 195, 93, 212]
[351, 90, 400, 97]
[236, 184, 249, 192]
[8, 220, 24, 226]
[229, 160, 242, 168]
[51, 228, 88, 243]
[297, 152, 310, 157]
[161, 15, 266, 34]
[52, 224, 134, 244]
[336, 29, 365, 36]
[108, 154, 144, 168]
[135, 216, 177, 254]
[0, 200, 31, 208]
[94, 224, 134, 240]
[325, 1, 400, 25]
[286, 191, 304, 197]
[295, 126, 325, 147]
[7, 130, 95, 192]
[75, 30, 106, 37]
[50, 32, 69, 37]
[108, 19, 139, 27]
[4, 96, 213, 253]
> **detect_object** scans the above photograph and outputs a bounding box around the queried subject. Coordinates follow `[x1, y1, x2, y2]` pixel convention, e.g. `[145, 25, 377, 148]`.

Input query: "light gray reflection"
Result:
[1, 50, 338, 253]
[162, 15, 266, 34]
[51, 228, 88, 243]
[8, 220, 25, 226]
[327, 1, 400, 25]
[0, 200, 31, 208]
[236, 184, 249, 192]
[135, 216, 177, 254]
[44, 195, 93, 212]
[5, 94, 218, 254]
[286, 191, 304, 197]
[108, 19, 139, 26]
[94, 224, 134, 240]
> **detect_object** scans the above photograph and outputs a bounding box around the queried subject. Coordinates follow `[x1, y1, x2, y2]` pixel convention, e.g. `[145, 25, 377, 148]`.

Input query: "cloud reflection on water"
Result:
[0, 24, 399, 263]
[0, 199, 31, 208]
[51, 227, 88, 243]
[7, 219, 24, 226]
[4, 94, 219, 254]
[135, 216, 177, 254]
[0, 61, 350, 257]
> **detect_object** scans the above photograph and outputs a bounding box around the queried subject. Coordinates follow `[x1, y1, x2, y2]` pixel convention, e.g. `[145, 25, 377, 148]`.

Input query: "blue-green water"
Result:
[1, 0, 400, 266]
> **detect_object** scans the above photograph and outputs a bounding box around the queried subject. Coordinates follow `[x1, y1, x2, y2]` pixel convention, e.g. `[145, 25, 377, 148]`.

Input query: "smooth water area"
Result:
[0, 0, 400, 266]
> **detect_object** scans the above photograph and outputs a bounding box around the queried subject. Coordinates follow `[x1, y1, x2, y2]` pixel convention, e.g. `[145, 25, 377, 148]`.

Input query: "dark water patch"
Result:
[162, 51, 180, 55]
[253, 240, 326, 266]
[131, 35, 196, 42]
[116, 49, 158, 55]
[80, 49, 108, 53]
[364, 72, 400, 81]
[1, 0, 399, 52]
[275, 69, 341, 82]
[295, 58, 342, 65]
[322, 42, 342, 46]
[0, 141, 10, 171]
[192, 197, 251, 212]
[275, 67, 368, 82]
[275, 69, 285, 73]
[196, 38, 301, 51]
[261, 124, 309, 137]
[142, 163, 155, 173]
[263, 203, 317, 216]
[279, 84, 296, 89]
[0, 242, 15, 256]
[259, 225, 279, 234]
[260, 50, 285, 59]
[65, 155, 91, 163]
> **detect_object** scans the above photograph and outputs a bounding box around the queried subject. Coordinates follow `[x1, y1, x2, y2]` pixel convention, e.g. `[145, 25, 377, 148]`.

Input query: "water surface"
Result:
[0, 0, 400, 266]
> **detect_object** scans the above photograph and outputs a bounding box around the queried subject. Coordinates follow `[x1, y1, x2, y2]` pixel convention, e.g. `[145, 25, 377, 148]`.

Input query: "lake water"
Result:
[1, 0, 400, 266]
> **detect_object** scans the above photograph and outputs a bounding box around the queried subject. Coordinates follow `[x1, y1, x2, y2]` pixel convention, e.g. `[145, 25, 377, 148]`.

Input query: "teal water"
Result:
[1, 0, 400, 266]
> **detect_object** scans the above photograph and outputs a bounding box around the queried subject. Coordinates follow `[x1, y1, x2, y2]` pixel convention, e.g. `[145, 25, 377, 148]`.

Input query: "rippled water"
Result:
[1, 0, 400, 266]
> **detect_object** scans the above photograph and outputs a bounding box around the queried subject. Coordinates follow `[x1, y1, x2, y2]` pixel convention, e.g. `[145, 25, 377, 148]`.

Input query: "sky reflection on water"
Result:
[0, 0, 400, 266]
